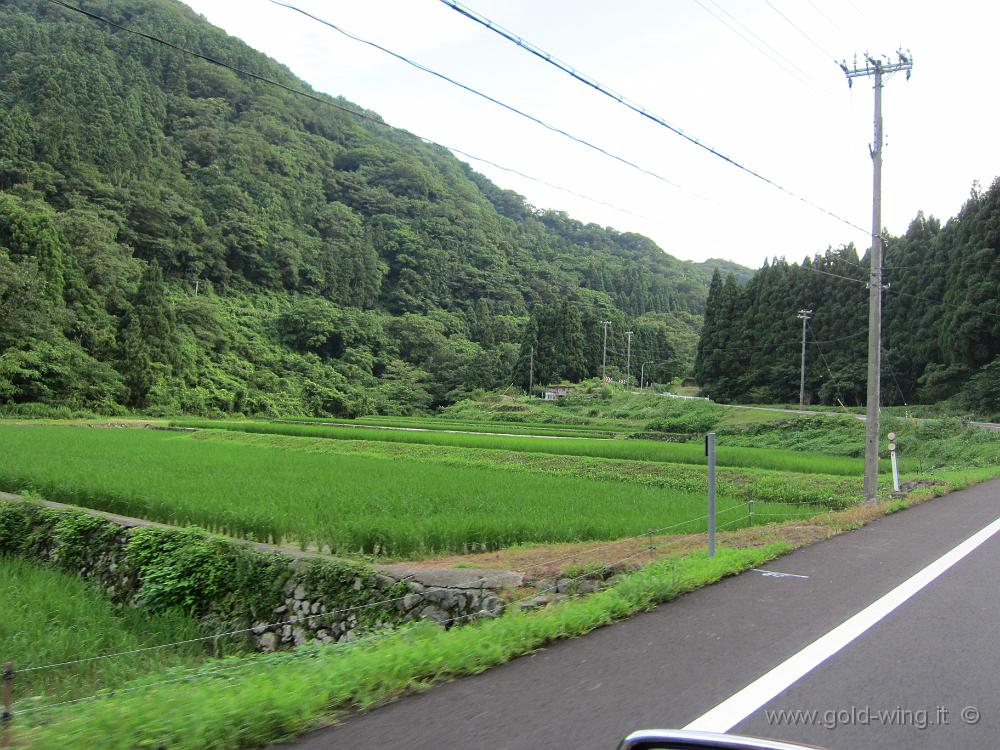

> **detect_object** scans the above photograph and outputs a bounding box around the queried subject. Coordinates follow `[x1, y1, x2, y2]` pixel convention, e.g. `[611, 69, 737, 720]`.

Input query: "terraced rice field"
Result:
[0, 425, 827, 556]
[172, 419, 884, 476]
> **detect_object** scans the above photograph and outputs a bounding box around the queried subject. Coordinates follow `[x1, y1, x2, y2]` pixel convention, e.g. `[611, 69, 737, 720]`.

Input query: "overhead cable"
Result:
[803, 0, 865, 51]
[695, 0, 831, 95]
[271, 0, 705, 197]
[437, 0, 869, 235]
[42, 0, 642, 220]
[762, 0, 838, 63]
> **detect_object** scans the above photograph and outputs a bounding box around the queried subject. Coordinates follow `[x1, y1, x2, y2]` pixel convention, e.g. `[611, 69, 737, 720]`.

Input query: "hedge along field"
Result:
[0, 556, 204, 705]
[0, 426, 817, 557]
[173, 420, 880, 476]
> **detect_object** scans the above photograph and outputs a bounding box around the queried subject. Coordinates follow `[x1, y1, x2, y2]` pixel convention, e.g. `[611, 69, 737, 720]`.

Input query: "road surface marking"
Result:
[751, 569, 810, 579]
[686, 515, 1000, 733]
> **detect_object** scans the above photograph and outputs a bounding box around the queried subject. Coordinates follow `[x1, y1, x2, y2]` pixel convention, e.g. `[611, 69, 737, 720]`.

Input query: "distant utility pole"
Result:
[640, 361, 646, 391]
[625, 331, 633, 386]
[601, 321, 611, 382]
[797, 309, 812, 408]
[841, 50, 913, 502]
[528, 345, 534, 397]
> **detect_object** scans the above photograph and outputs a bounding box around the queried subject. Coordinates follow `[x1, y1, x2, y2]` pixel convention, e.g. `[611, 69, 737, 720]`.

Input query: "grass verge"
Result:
[0, 556, 204, 705]
[22, 545, 787, 749]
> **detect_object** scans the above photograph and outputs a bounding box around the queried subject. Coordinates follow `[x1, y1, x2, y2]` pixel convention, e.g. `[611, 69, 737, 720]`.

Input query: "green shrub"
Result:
[958, 357, 1000, 417]
[645, 409, 718, 434]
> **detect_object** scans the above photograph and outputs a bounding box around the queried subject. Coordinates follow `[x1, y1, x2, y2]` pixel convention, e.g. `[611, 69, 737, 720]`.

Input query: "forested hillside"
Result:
[0, 0, 739, 416]
[694, 178, 1000, 414]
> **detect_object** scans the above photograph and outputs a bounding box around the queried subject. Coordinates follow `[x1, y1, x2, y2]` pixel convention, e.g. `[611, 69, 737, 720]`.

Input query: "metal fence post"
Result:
[2, 661, 12, 748]
[706, 432, 716, 557]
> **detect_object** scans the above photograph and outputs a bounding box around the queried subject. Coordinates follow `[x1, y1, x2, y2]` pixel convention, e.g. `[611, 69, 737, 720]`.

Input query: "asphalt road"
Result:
[283, 479, 1000, 750]
[709, 401, 1000, 432]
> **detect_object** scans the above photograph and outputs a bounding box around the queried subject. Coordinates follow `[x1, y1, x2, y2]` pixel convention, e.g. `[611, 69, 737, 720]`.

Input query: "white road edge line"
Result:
[686, 514, 1000, 733]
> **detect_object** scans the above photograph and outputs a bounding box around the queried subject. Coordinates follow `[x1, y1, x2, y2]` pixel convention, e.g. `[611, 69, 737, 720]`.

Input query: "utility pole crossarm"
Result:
[839, 50, 912, 87]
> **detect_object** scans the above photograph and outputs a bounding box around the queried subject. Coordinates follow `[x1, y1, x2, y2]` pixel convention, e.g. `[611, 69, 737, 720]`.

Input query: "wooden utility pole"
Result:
[797, 309, 812, 407]
[528, 345, 534, 397]
[841, 51, 912, 502]
[625, 331, 633, 386]
[601, 320, 611, 382]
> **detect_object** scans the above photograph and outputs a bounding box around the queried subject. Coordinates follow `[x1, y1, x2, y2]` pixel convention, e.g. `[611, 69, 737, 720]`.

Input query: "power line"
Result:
[43, 0, 360, 113]
[843, 0, 870, 21]
[447, 145, 650, 220]
[270, 1, 706, 199]
[881, 256, 999, 272]
[41, 0, 643, 223]
[805, 319, 849, 407]
[881, 351, 910, 407]
[884, 285, 1000, 319]
[803, 0, 864, 51]
[437, 0, 869, 235]
[772, 253, 1000, 320]
[809, 329, 868, 345]
[763, 0, 838, 63]
[695, 0, 831, 95]
[799, 264, 867, 285]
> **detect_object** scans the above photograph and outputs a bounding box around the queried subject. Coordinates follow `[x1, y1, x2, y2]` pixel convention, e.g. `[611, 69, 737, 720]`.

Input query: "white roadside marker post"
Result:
[888, 431, 900, 492]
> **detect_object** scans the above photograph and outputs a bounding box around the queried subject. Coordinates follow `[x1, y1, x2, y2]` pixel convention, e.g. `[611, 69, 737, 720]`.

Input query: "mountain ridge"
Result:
[0, 0, 750, 416]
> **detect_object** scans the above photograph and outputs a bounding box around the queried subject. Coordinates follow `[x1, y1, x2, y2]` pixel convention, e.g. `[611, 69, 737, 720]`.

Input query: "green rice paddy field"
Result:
[172, 419, 889, 476]
[0, 425, 827, 556]
[284, 416, 621, 439]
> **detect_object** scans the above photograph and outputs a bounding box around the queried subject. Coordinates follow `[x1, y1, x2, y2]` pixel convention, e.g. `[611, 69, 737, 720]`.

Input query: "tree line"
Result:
[694, 178, 1000, 415]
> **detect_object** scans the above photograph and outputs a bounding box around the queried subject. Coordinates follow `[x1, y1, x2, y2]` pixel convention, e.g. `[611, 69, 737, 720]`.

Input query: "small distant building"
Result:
[543, 385, 575, 400]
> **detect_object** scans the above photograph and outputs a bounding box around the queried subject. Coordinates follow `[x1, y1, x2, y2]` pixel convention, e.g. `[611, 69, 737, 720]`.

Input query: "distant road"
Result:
[709, 402, 1000, 431]
[283, 478, 1000, 750]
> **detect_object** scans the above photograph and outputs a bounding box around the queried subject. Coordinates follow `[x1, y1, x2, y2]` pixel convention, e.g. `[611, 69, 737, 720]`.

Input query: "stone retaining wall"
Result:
[0, 497, 509, 652]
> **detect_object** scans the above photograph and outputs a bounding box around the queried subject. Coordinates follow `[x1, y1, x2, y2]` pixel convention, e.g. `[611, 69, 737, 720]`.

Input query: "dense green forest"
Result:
[694, 178, 1000, 414]
[0, 0, 747, 416]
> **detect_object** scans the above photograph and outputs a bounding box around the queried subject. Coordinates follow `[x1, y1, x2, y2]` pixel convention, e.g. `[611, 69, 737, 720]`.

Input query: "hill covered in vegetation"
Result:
[0, 0, 744, 416]
[694, 178, 1000, 416]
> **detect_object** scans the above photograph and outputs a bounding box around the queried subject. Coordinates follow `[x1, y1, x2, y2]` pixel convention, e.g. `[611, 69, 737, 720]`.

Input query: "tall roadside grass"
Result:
[173, 419, 875, 476]
[0, 556, 204, 705]
[0, 426, 818, 557]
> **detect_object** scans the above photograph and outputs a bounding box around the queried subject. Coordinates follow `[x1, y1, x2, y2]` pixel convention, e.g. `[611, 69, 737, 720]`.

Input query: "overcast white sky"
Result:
[181, 0, 999, 269]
